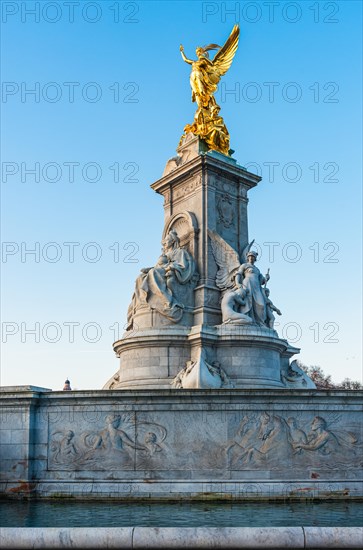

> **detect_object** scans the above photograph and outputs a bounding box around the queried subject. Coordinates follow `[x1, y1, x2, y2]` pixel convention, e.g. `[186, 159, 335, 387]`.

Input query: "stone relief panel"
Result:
[47, 409, 361, 475]
[173, 175, 202, 201]
[217, 193, 234, 228]
[203, 287, 221, 309]
[163, 190, 170, 205]
[208, 177, 238, 198]
[48, 413, 167, 471]
[135, 410, 228, 471]
[227, 412, 362, 471]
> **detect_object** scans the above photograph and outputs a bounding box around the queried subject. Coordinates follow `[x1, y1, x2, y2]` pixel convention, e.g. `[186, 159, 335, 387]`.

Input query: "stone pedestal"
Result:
[106, 137, 305, 391]
[1, 387, 362, 500]
[112, 325, 292, 390]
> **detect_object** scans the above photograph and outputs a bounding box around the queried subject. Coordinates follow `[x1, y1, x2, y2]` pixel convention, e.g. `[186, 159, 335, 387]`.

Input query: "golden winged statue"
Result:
[180, 25, 240, 156]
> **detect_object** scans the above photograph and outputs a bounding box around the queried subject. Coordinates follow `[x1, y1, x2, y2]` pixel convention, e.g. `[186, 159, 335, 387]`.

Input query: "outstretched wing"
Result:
[208, 229, 240, 290]
[240, 239, 255, 263]
[212, 25, 240, 81]
[203, 43, 220, 53]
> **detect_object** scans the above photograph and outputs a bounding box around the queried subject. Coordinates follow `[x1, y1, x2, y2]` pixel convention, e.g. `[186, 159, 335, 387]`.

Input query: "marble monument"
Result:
[1, 26, 362, 501]
[104, 26, 313, 391]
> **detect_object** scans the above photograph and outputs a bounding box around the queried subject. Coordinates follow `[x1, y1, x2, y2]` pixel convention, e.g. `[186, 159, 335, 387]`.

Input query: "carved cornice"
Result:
[151, 154, 261, 197]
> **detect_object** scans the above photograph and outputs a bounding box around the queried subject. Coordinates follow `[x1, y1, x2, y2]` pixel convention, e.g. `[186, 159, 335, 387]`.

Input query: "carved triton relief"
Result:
[227, 412, 362, 470]
[49, 413, 167, 470]
[48, 410, 361, 473]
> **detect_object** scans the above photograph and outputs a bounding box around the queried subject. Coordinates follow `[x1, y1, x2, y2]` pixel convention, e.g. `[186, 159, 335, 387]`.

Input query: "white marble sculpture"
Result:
[171, 350, 234, 389]
[233, 250, 269, 326]
[281, 360, 316, 389]
[263, 287, 282, 329]
[127, 229, 195, 328]
[208, 230, 277, 327]
[220, 287, 252, 324]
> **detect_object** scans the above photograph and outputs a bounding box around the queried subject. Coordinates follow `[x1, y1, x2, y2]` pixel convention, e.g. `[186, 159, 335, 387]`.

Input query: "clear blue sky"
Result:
[1, 0, 362, 389]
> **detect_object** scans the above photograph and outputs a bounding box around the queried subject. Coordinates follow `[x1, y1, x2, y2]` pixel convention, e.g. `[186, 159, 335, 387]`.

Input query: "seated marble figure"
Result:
[127, 229, 195, 328]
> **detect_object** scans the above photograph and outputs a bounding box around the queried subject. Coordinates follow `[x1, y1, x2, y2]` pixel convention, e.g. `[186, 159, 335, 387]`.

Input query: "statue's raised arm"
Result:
[179, 44, 193, 65]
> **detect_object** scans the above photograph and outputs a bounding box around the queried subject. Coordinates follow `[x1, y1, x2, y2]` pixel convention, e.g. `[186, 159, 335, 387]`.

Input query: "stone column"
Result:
[152, 136, 260, 326]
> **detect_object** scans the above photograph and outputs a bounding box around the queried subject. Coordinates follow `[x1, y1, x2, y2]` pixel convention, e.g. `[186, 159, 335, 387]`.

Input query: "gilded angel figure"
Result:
[179, 25, 240, 156]
[180, 24, 240, 110]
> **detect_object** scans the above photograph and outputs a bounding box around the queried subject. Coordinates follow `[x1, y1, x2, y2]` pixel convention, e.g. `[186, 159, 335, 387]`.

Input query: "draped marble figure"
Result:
[208, 230, 275, 327]
[234, 251, 269, 326]
[127, 230, 195, 327]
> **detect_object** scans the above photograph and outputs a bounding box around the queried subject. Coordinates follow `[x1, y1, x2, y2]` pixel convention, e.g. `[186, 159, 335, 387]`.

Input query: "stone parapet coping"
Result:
[0, 527, 362, 548]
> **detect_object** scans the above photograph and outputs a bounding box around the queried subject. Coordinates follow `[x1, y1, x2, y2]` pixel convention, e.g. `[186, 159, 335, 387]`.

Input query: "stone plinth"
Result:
[1, 387, 362, 500]
[107, 140, 306, 391]
[112, 325, 290, 390]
